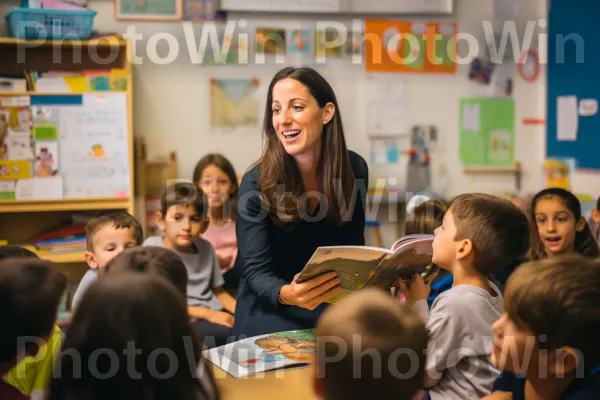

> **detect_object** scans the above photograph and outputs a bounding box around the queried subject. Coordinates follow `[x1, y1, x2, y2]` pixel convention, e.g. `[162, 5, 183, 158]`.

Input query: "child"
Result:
[144, 182, 237, 348]
[0, 258, 66, 399]
[528, 188, 600, 260]
[47, 272, 219, 400]
[193, 153, 240, 290]
[400, 193, 530, 399]
[0, 246, 64, 400]
[404, 199, 452, 307]
[485, 254, 600, 399]
[314, 287, 428, 400]
[71, 210, 143, 310]
[590, 196, 600, 241]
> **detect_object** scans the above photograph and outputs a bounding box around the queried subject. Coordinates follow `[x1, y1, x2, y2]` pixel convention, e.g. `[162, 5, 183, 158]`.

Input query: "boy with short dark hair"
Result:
[314, 287, 428, 400]
[485, 254, 600, 400]
[143, 182, 236, 348]
[400, 193, 530, 399]
[71, 210, 143, 310]
[0, 258, 67, 399]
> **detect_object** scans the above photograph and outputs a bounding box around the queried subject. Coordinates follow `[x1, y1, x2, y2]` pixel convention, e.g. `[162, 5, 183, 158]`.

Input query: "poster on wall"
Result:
[114, 0, 183, 21]
[210, 78, 260, 128]
[364, 19, 457, 74]
[459, 98, 515, 166]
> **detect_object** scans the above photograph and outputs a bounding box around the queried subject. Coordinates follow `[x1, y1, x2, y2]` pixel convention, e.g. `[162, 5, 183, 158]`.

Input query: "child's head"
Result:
[104, 246, 188, 298]
[432, 193, 530, 275]
[0, 245, 38, 260]
[528, 188, 599, 259]
[192, 153, 238, 220]
[590, 196, 600, 229]
[492, 255, 600, 379]
[47, 272, 213, 400]
[405, 199, 448, 236]
[84, 210, 143, 270]
[314, 288, 428, 400]
[157, 182, 208, 251]
[0, 258, 67, 375]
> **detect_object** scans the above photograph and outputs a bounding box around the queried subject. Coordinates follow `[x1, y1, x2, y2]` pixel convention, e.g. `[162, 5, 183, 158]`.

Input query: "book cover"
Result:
[296, 234, 434, 302]
[203, 329, 315, 378]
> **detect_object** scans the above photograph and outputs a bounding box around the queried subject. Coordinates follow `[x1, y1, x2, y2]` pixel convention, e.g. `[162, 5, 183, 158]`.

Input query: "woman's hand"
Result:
[279, 272, 341, 310]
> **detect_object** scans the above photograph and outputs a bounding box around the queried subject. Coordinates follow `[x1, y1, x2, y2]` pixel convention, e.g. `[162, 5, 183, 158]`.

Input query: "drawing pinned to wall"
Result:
[34, 142, 59, 177]
[315, 29, 343, 59]
[256, 28, 286, 56]
[365, 77, 406, 137]
[370, 138, 400, 164]
[459, 97, 515, 166]
[468, 57, 494, 85]
[183, 0, 227, 21]
[364, 19, 457, 74]
[543, 158, 574, 190]
[210, 78, 260, 128]
[202, 28, 248, 65]
[288, 29, 312, 55]
[114, 0, 183, 21]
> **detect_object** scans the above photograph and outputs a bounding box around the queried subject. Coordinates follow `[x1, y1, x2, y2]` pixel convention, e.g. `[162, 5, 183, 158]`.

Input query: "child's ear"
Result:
[455, 238, 473, 261]
[576, 216, 586, 232]
[85, 251, 99, 269]
[548, 346, 580, 377]
[155, 211, 166, 232]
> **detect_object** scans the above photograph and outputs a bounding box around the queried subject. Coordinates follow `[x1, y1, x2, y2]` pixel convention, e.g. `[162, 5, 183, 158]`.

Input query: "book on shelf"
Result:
[203, 329, 315, 378]
[296, 234, 434, 303]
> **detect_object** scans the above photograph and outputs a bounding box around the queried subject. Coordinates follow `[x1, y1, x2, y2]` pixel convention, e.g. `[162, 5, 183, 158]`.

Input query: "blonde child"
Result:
[400, 193, 530, 399]
[47, 273, 219, 400]
[144, 182, 236, 348]
[528, 188, 599, 260]
[0, 256, 66, 400]
[71, 210, 143, 310]
[314, 287, 428, 400]
[485, 255, 600, 399]
[193, 154, 240, 290]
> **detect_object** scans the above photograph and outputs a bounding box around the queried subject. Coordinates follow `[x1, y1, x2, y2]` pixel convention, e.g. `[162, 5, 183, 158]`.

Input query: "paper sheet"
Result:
[557, 96, 578, 141]
[462, 102, 480, 131]
[366, 79, 406, 137]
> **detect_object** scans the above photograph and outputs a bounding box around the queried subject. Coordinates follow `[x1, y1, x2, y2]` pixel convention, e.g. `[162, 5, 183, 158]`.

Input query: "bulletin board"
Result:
[546, 0, 600, 170]
[0, 93, 131, 200]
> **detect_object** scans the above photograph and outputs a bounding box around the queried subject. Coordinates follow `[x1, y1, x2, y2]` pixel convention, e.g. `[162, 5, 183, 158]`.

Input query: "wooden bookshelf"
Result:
[0, 37, 135, 274]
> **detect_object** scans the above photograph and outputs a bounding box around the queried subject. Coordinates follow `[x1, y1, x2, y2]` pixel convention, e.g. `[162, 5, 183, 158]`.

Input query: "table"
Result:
[210, 364, 318, 400]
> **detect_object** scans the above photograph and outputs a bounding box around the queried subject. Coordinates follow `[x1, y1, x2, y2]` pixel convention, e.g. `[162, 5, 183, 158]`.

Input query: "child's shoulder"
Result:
[194, 236, 216, 253]
[433, 283, 504, 313]
[142, 235, 164, 247]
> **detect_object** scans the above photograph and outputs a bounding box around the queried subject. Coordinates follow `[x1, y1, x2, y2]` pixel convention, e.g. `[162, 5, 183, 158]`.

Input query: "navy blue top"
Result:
[493, 371, 600, 400]
[232, 151, 368, 339]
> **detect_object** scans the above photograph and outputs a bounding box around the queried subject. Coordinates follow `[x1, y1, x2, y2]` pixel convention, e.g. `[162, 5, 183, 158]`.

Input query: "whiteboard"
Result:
[219, 0, 453, 14]
[219, 0, 341, 13]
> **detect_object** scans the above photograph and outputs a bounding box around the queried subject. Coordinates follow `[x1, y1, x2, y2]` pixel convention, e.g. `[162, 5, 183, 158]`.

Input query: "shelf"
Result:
[0, 37, 126, 47]
[463, 162, 521, 174]
[0, 197, 130, 213]
[0, 91, 128, 96]
[37, 251, 86, 264]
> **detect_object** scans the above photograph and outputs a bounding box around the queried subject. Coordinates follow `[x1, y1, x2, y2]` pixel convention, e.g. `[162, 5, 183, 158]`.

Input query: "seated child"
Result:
[47, 272, 219, 400]
[0, 246, 64, 400]
[590, 196, 600, 241]
[314, 287, 428, 400]
[404, 199, 452, 307]
[71, 210, 143, 310]
[0, 257, 67, 399]
[528, 188, 599, 260]
[194, 153, 240, 291]
[103, 246, 218, 398]
[143, 182, 237, 348]
[485, 254, 600, 399]
[399, 193, 530, 399]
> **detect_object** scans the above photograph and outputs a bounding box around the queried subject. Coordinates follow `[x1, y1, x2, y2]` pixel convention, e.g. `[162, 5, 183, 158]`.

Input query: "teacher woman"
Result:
[233, 67, 369, 338]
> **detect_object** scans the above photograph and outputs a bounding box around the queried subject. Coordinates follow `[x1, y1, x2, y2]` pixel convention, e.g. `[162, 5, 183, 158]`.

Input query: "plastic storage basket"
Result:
[6, 7, 97, 40]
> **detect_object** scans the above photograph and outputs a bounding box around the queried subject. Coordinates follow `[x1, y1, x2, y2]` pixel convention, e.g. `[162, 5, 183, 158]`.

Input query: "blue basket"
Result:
[6, 7, 97, 40]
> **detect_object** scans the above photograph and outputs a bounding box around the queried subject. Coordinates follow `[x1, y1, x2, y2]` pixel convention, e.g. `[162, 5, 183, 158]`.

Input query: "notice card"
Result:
[556, 96, 578, 141]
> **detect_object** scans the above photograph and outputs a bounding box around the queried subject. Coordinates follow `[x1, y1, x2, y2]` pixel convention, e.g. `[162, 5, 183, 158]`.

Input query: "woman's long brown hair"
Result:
[254, 67, 356, 226]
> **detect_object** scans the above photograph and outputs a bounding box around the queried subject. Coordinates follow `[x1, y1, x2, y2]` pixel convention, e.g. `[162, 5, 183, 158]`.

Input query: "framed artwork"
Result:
[114, 0, 183, 21]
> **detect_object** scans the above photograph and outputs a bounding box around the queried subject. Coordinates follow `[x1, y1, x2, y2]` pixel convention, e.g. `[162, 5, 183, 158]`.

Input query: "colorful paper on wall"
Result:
[364, 20, 457, 74]
[459, 98, 515, 166]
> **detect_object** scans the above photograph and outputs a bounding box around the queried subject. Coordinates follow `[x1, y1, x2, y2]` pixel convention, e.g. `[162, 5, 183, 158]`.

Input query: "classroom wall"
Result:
[3, 0, 598, 202]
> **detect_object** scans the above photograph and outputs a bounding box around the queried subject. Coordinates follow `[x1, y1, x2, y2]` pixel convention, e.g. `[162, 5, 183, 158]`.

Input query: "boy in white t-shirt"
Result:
[400, 193, 530, 400]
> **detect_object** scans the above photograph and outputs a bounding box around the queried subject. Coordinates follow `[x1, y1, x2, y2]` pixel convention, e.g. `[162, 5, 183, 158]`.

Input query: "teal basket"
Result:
[6, 7, 97, 40]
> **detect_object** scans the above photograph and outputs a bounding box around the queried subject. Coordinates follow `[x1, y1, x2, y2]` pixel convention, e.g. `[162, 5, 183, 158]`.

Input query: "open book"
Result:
[296, 234, 434, 302]
[203, 329, 315, 378]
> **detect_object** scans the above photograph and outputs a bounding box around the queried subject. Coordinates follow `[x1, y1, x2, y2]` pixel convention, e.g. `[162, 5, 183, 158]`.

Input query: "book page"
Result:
[364, 236, 434, 290]
[296, 246, 389, 296]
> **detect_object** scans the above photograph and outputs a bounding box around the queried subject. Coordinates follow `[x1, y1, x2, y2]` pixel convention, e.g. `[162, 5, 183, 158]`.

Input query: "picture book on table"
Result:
[203, 329, 315, 378]
[296, 234, 434, 302]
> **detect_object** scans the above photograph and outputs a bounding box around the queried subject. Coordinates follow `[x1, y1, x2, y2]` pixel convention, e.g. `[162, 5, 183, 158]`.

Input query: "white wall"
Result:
[2, 0, 598, 202]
